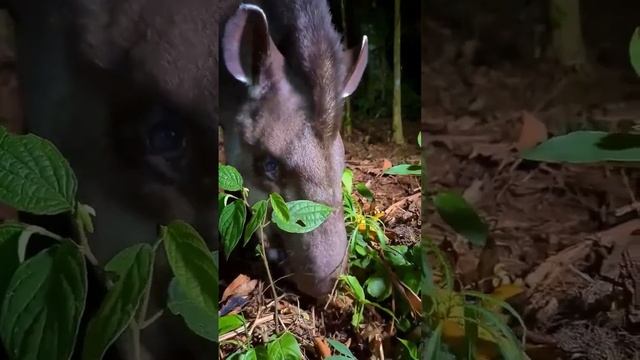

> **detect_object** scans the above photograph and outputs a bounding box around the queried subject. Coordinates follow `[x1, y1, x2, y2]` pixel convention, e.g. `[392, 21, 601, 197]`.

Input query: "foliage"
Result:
[0, 126, 218, 360]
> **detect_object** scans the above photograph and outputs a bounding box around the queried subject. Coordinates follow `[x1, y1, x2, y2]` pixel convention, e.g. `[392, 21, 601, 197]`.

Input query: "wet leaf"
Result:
[1, 240, 87, 360]
[219, 164, 243, 191]
[326, 338, 357, 359]
[266, 332, 302, 360]
[83, 244, 154, 359]
[219, 200, 247, 257]
[161, 221, 217, 317]
[522, 131, 640, 163]
[384, 164, 422, 176]
[0, 223, 24, 300]
[433, 191, 488, 247]
[0, 126, 77, 215]
[168, 277, 217, 342]
[272, 200, 333, 234]
[342, 169, 354, 194]
[219, 314, 245, 336]
[355, 183, 374, 202]
[269, 193, 290, 222]
[630, 27, 640, 77]
[244, 200, 267, 245]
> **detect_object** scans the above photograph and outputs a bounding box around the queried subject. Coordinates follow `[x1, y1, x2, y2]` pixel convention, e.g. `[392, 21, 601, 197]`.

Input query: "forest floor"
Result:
[218, 121, 422, 359]
[422, 19, 640, 360]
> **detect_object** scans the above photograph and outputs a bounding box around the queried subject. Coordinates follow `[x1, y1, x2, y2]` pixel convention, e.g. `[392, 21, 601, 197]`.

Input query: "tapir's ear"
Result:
[222, 4, 283, 86]
[341, 35, 368, 99]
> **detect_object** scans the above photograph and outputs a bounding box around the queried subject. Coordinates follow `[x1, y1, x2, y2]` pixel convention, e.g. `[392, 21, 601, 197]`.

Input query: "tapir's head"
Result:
[221, 3, 368, 298]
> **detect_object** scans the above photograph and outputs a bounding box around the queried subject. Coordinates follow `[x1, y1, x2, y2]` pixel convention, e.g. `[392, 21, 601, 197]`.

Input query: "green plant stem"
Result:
[74, 215, 99, 267]
[258, 225, 280, 333]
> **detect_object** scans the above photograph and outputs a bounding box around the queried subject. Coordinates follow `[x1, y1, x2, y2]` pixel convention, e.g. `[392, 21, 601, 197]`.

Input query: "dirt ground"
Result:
[422, 18, 640, 360]
[218, 123, 422, 359]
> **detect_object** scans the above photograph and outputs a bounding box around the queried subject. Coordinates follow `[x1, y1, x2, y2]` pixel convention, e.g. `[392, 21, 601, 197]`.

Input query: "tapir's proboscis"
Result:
[1, 0, 367, 358]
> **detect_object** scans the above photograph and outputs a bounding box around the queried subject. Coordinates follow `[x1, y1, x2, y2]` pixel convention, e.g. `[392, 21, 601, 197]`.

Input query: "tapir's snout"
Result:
[286, 206, 349, 298]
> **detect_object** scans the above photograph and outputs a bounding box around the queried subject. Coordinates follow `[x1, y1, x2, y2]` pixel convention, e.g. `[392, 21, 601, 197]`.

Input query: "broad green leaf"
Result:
[227, 348, 257, 360]
[342, 169, 354, 194]
[631, 27, 640, 77]
[398, 338, 419, 360]
[219, 164, 243, 191]
[269, 193, 290, 222]
[355, 183, 374, 202]
[365, 275, 391, 300]
[219, 314, 245, 336]
[0, 126, 77, 215]
[266, 332, 302, 360]
[161, 221, 217, 317]
[82, 244, 154, 360]
[341, 275, 366, 303]
[433, 191, 488, 247]
[1, 240, 87, 360]
[522, 131, 640, 163]
[384, 164, 422, 176]
[168, 278, 217, 342]
[0, 223, 24, 300]
[326, 339, 356, 359]
[244, 200, 268, 245]
[272, 200, 333, 234]
[219, 200, 247, 257]
[424, 323, 444, 360]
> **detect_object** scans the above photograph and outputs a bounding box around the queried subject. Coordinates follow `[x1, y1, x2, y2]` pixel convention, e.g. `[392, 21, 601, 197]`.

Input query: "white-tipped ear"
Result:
[341, 35, 368, 99]
[222, 4, 273, 85]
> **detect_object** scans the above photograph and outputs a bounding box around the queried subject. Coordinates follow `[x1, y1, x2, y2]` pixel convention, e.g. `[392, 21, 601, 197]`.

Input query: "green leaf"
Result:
[384, 164, 422, 176]
[326, 338, 356, 359]
[630, 27, 640, 77]
[227, 348, 257, 360]
[1, 240, 87, 360]
[219, 164, 243, 191]
[0, 126, 77, 215]
[219, 200, 247, 257]
[266, 332, 302, 360]
[425, 323, 444, 360]
[269, 193, 290, 222]
[342, 169, 354, 194]
[272, 200, 333, 234]
[433, 191, 488, 247]
[355, 183, 374, 202]
[244, 200, 268, 245]
[398, 338, 419, 360]
[168, 278, 217, 342]
[417, 132, 423, 148]
[219, 314, 245, 336]
[365, 275, 391, 300]
[0, 223, 24, 301]
[522, 131, 640, 163]
[161, 221, 217, 317]
[82, 244, 154, 360]
[341, 275, 366, 303]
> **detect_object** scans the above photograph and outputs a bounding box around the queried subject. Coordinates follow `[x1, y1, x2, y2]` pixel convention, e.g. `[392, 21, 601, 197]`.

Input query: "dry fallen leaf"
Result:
[516, 111, 548, 151]
[313, 337, 331, 358]
[221, 274, 257, 302]
[382, 159, 393, 171]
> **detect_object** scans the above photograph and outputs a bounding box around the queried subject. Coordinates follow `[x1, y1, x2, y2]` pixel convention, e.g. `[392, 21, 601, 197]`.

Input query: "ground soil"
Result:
[422, 17, 640, 360]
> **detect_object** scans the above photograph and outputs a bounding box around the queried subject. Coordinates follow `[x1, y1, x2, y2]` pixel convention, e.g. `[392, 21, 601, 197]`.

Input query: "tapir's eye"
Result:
[263, 156, 279, 181]
[145, 116, 186, 156]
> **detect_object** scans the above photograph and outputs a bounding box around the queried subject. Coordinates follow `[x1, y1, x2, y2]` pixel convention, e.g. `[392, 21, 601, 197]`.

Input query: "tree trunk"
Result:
[550, 0, 587, 67]
[392, 0, 404, 144]
[340, 0, 352, 137]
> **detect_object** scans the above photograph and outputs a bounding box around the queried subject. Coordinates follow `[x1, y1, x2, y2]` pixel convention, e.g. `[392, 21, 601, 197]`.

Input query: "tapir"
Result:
[0, 0, 367, 358]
